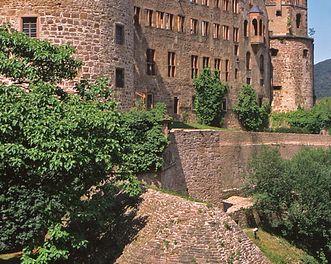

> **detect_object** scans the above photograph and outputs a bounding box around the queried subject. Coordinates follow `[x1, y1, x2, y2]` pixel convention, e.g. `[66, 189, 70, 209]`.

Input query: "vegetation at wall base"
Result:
[271, 97, 331, 134]
[233, 85, 270, 132]
[193, 68, 228, 127]
[245, 148, 331, 263]
[0, 26, 168, 263]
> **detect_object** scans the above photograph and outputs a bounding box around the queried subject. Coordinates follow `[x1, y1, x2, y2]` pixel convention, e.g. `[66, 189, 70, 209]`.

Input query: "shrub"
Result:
[233, 85, 270, 131]
[193, 68, 228, 126]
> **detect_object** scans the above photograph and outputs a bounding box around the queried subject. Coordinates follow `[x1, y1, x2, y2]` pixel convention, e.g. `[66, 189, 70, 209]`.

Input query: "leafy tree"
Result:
[193, 68, 228, 126]
[0, 26, 168, 263]
[233, 84, 270, 131]
[246, 147, 331, 263]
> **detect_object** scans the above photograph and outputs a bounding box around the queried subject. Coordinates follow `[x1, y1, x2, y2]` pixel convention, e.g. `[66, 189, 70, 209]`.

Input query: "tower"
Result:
[266, 0, 314, 112]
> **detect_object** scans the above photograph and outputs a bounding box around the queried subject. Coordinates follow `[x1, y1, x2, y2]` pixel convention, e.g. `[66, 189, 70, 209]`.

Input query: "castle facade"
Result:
[0, 0, 314, 126]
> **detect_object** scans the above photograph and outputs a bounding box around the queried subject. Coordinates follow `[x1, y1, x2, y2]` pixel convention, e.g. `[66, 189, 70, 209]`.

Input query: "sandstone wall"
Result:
[0, 0, 135, 109]
[162, 130, 331, 206]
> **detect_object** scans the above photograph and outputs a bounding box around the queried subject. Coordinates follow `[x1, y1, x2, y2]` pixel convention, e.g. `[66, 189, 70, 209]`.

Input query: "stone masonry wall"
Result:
[162, 130, 331, 206]
[0, 0, 135, 110]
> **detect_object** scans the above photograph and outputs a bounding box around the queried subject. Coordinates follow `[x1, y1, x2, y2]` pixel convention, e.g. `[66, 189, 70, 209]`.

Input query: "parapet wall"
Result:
[161, 130, 331, 206]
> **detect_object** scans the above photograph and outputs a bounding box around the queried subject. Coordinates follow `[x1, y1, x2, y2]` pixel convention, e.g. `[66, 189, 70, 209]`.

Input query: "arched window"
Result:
[252, 19, 258, 36]
[246, 52, 251, 70]
[260, 55, 264, 73]
[244, 20, 248, 37]
[259, 19, 263, 36]
[296, 14, 302, 28]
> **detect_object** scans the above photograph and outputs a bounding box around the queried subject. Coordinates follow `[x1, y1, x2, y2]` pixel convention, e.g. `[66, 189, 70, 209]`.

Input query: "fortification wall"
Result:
[0, 0, 135, 110]
[162, 130, 331, 206]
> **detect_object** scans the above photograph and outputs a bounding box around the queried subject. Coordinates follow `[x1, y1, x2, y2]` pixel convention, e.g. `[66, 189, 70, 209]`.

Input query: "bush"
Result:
[193, 68, 228, 126]
[233, 85, 270, 131]
[246, 147, 331, 262]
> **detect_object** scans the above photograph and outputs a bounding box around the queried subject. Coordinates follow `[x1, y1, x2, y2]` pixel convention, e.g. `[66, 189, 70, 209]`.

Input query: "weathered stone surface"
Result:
[115, 189, 270, 264]
[162, 129, 331, 206]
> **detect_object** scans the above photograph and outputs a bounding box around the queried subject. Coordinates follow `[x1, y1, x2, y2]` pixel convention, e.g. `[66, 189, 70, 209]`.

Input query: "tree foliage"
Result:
[193, 68, 228, 126]
[233, 85, 270, 131]
[246, 148, 331, 263]
[0, 26, 168, 263]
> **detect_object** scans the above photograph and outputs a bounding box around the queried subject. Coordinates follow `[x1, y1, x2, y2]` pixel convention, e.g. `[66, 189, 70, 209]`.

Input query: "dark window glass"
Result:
[146, 49, 155, 75]
[115, 24, 125, 45]
[115, 68, 125, 88]
[146, 93, 154, 109]
[22, 17, 37, 38]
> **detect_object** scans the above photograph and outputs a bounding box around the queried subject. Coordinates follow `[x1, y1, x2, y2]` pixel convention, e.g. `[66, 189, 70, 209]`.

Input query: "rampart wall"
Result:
[162, 130, 331, 206]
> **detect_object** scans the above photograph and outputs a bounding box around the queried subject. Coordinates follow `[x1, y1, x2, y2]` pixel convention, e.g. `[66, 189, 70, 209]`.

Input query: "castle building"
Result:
[0, 0, 314, 126]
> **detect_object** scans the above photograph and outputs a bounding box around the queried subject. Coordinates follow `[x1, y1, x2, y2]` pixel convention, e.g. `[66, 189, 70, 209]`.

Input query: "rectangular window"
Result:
[146, 49, 155, 75]
[174, 97, 179, 114]
[146, 9, 154, 27]
[234, 44, 239, 56]
[190, 18, 198, 34]
[235, 68, 238, 79]
[214, 0, 220, 8]
[177, 16, 185, 33]
[165, 13, 174, 30]
[222, 25, 229, 40]
[156, 11, 165, 29]
[214, 58, 221, 78]
[168, 52, 176, 77]
[190, 0, 198, 4]
[232, 0, 239, 13]
[260, 78, 264, 86]
[115, 24, 124, 45]
[203, 56, 210, 68]
[202, 0, 209, 6]
[246, 77, 251, 85]
[233, 27, 239, 42]
[115, 68, 125, 88]
[146, 93, 154, 109]
[134, 6, 141, 25]
[213, 23, 220, 39]
[191, 55, 199, 79]
[223, 0, 229, 11]
[192, 96, 196, 110]
[222, 98, 227, 111]
[225, 59, 229, 81]
[201, 21, 209, 37]
[22, 17, 37, 38]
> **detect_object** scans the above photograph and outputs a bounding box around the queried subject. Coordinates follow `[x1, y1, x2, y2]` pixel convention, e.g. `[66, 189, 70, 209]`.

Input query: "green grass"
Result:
[170, 121, 231, 131]
[244, 229, 318, 264]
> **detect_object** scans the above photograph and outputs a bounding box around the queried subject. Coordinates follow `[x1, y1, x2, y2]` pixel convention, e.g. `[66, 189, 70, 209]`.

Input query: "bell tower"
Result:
[266, 0, 314, 113]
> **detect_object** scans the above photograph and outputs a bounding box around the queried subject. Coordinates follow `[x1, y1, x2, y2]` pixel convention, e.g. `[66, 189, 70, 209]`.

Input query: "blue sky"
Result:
[309, 1, 331, 64]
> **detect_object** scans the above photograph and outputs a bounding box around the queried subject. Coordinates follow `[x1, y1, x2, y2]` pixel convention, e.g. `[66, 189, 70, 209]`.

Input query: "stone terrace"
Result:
[115, 189, 270, 264]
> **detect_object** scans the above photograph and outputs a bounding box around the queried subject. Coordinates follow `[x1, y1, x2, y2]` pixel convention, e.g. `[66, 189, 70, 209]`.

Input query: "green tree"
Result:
[233, 84, 270, 131]
[0, 26, 168, 263]
[193, 68, 228, 126]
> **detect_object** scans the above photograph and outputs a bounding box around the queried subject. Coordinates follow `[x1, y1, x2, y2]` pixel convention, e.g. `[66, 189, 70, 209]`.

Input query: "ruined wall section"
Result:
[0, 0, 135, 110]
[161, 130, 331, 206]
[271, 36, 314, 112]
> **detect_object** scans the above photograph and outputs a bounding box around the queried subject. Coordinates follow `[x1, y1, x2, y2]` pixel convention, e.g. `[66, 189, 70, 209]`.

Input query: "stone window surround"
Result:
[20, 15, 39, 38]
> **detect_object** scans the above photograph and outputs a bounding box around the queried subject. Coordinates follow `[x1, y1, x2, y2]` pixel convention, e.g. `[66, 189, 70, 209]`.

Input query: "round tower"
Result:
[266, 0, 314, 112]
[0, 0, 135, 110]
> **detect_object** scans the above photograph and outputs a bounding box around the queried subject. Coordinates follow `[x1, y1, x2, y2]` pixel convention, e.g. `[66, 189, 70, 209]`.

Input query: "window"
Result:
[177, 16, 185, 33]
[273, 86, 282, 90]
[174, 97, 179, 114]
[115, 68, 124, 88]
[134, 6, 141, 25]
[168, 52, 176, 77]
[156, 11, 165, 29]
[201, 21, 209, 37]
[303, 49, 309, 58]
[222, 98, 227, 111]
[276, 10, 282, 16]
[252, 19, 258, 35]
[115, 24, 124, 45]
[190, 18, 199, 34]
[215, 58, 221, 78]
[191, 55, 199, 79]
[202, 0, 209, 6]
[260, 55, 264, 73]
[234, 44, 239, 56]
[233, 27, 239, 42]
[260, 78, 264, 87]
[258, 96, 263, 107]
[146, 49, 155, 75]
[165, 13, 174, 30]
[190, 0, 198, 4]
[222, 25, 229, 40]
[296, 13, 302, 28]
[232, 0, 239, 14]
[270, 48, 279, 56]
[246, 77, 251, 85]
[246, 52, 251, 70]
[146, 93, 154, 109]
[244, 20, 248, 37]
[203, 57, 210, 68]
[146, 9, 154, 27]
[235, 68, 238, 79]
[214, 0, 220, 8]
[192, 96, 196, 110]
[213, 23, 220, 39]
[223, 0, 229, 11]
[22, 17, 37, 38]
[225, 59, 229, 81]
